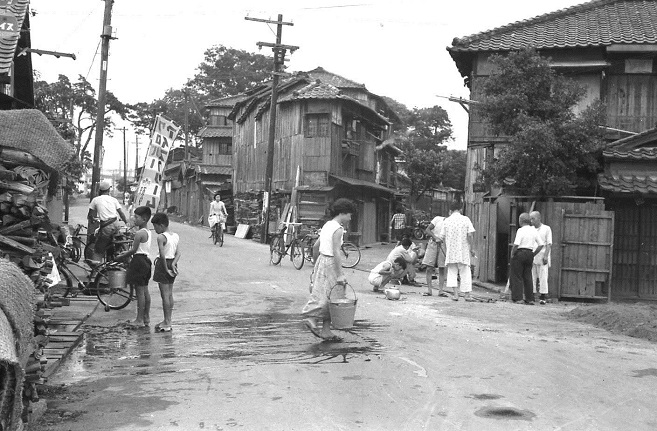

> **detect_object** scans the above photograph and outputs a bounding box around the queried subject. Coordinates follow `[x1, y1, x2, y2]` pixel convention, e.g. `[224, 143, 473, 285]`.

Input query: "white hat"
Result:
[99, 181, 111, 191]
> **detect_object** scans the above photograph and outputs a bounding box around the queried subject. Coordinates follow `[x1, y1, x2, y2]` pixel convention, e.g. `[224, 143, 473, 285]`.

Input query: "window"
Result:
[305, 114, 330, 137]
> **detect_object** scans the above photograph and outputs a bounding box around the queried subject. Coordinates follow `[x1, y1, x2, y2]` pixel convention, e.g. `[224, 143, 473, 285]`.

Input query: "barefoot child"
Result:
[151, 213, 181, 332]
[115, 206, 152, 327]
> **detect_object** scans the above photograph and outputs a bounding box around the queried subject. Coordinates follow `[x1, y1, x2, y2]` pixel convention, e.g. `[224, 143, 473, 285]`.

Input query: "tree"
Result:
[34, 74, 130, 187]
[386, 102, 465, 202]
[476, 48, 606, 195]
[127, 45, 274, 143]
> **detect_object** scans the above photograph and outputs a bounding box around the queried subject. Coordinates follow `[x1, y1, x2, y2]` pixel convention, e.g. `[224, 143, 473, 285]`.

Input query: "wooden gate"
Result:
[559, 210, 614, 300]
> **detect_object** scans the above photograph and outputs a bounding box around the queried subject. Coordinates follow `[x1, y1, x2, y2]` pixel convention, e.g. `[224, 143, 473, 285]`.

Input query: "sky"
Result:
[28, 0, 587, 174]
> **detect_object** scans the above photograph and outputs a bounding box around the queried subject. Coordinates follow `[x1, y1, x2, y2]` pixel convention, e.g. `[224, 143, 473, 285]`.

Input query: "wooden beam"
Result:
[607, 44, 657, 53]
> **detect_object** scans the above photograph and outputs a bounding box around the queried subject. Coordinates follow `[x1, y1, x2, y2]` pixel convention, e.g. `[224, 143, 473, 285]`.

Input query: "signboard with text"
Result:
[134, 115, 180, 211]
[0, 13, 18, 38]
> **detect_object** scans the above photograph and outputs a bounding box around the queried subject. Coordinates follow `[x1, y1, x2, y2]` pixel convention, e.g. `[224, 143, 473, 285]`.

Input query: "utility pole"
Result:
[134, 134, 140, 181]
[183, 89, 189, 161]
[115, 126, 127, 203]
[245, 14, 298, 243]
[90, 0, 114, 199]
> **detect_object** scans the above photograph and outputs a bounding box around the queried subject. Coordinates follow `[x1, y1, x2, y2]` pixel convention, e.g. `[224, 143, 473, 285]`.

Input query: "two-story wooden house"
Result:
[447, 0, 657, 298]
[227, 67, 401, 244]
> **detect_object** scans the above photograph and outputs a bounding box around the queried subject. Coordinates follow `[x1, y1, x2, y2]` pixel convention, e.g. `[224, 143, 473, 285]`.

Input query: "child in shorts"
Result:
[115, 206, 152, 327]
[368, 257, 407, 292]
[151, 213, 181, 332]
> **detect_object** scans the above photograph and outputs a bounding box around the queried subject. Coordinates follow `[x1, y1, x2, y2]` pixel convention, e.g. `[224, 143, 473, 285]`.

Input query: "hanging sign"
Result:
[134, 115, 180, 210]
[0, 13, 18, 38]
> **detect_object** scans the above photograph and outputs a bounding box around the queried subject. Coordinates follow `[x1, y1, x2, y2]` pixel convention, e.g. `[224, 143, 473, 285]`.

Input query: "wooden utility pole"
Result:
[245, 14, 298, 243]
[134, 134, 140, 181]
[184, 89, 189, 161]
[115, 126, 128, 203]
[90, 0, 114, 199]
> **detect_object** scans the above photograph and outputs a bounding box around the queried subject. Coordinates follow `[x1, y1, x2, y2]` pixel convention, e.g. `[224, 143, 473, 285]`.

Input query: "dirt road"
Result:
[33, 203, 657, 430]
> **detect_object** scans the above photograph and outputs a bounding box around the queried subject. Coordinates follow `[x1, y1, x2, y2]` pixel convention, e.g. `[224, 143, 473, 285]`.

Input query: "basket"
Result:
[328, 283, 357, 329]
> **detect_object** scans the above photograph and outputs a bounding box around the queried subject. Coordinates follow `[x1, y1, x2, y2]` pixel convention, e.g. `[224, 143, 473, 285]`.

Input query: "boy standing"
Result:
[151, 213, 181, 332]
[115, 206, 152, 327]
[422, 213, 447, 297]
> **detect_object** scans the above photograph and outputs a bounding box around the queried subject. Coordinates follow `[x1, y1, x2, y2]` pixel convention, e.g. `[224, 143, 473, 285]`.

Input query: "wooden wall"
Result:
[606, 74, 657, 133]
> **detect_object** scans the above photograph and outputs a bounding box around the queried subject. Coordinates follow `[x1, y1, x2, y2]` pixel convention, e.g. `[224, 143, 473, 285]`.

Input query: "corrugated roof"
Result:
[450, 0, 657, 53]
[0, 0, 28, 74]
[598, 174, 657, 194]
[198, 126, 232, 138]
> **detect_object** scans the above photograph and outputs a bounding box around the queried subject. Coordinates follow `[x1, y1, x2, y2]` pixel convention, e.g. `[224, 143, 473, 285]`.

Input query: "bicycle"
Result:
[52, 230, 136, 311]
[210, 216, 225, 246]
[299, 229, 361, 268]
[270, 222, 305, 270]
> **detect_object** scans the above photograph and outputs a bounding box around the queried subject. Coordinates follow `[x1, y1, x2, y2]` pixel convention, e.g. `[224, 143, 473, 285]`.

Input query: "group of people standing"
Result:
[88, 181, 182, 332]
[509, 211, 552, 305]
[369, 201, 476, 301]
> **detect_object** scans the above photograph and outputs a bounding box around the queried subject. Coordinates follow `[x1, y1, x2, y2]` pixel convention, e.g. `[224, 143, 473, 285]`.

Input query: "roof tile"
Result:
[598, 174, 657, 194]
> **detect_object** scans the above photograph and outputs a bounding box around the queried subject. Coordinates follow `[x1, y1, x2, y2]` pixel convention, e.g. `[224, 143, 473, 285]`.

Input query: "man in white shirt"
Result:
[88, 181, 128, 261]
[530, 211, 552, 305]
[510, 212, 544, 305]
[439, 201, 476, 301]
[386, 237, 421, 286]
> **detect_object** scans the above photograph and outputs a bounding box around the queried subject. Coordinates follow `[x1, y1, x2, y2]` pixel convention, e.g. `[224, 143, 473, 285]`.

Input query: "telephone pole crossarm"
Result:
[245, 16, 294, 26]
[256, 42, 299, 53]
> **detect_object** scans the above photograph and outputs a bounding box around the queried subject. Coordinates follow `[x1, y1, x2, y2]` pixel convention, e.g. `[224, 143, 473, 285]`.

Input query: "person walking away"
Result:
[88, 181, 128, 262]
[386, 237, 421, 286]
[209, 193, 228, 238]
[151, 213, 181, 332]
[439, 201, 476, 301]
[422, 213, 447, 297]
[530, 211, 552, 305]
[115, 206, 152, 328]
[510, 213, 544, 305]
[302, 198, 356, 342]
[368, 257, 407, 292]
[389, 207, 406, 244]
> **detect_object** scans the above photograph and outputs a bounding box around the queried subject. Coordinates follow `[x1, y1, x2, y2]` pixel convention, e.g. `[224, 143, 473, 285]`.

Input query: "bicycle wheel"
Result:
[212, 226, 219, 245]
[218, 226, 224, 247]
[95, 265, 133, 310]
[57, 263, 75, 297]
[291, 240, 305, 270]
[341, 242, 361, 268]
[270, 236, 283, 265]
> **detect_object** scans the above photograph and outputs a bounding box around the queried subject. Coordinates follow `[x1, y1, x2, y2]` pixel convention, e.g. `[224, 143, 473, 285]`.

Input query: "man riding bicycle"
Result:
[88, 181, 128, 262]
[209, 193, 228, 238]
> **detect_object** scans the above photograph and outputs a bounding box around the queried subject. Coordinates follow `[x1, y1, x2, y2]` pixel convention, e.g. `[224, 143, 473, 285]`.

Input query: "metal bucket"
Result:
[328, 283, 357, 329]
[108, 268, 127, 290]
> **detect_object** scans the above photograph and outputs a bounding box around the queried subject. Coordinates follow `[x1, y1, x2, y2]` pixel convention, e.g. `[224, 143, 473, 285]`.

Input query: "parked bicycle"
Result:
[299, 228, 361, 268]
[270, 222, 305, 270]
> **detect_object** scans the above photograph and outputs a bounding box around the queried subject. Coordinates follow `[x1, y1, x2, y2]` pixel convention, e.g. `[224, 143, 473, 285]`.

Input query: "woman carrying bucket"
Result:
[302, 198, 356, 341]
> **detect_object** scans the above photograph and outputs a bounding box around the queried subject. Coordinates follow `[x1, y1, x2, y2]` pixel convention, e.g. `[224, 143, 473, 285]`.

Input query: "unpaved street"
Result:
[34, 203, 657, 430]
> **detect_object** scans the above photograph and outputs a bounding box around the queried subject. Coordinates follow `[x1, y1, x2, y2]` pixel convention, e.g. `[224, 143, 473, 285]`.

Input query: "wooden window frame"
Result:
[305, 113, 330, 138]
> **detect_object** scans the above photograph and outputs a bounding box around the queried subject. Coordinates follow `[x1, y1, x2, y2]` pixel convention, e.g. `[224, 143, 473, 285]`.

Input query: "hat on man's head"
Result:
[99, 181, 111, 191]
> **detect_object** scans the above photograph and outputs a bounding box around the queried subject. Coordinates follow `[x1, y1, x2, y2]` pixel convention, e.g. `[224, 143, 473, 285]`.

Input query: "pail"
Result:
[108, 268, 127, 290]
[328, 283, 357, 329]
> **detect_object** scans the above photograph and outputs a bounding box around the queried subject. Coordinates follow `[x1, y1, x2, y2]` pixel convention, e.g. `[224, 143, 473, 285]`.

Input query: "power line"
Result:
[85, 39, 101, 81]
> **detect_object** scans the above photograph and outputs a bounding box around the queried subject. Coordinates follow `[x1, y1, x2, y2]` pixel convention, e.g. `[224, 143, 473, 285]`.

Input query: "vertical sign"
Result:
[134, 115, 180, 211]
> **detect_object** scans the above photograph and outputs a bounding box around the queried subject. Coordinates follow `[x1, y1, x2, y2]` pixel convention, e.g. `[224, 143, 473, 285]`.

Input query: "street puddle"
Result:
[474, 406, 536, 421]
[633, 368, 657, 378]
[470, 393, 504, 400]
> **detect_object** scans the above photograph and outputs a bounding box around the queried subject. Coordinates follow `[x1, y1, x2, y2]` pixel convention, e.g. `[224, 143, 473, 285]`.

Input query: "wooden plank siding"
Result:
[606, 74, 657, 133]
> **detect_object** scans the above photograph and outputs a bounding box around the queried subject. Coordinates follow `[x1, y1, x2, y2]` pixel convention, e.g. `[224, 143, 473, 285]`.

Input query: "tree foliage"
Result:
[385, 101, 465, 201]
[477, 48, 606, 195]
[127, 45, 274, 144]
[34, 74, 130, 189]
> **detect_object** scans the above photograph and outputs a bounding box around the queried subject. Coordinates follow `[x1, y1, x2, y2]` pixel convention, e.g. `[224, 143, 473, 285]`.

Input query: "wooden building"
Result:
[599, 129, 657, 299]
[447, 0, 657, 296]
[0, 0, 33, 110]
[227, 67, 401, 245]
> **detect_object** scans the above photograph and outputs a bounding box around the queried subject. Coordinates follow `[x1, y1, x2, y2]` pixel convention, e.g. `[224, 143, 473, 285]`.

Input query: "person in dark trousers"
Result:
[509, 213, 544, 305]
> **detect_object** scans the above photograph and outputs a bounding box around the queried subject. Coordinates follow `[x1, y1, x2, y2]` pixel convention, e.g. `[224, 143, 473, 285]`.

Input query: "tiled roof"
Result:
[205, 94, 246, 108]
[449, 0, 657, 53]
[306, 67, 366, 89]
[0, 0, 28, 74]
[603, 147, 657, 160]
[277, 81, 342, 102]
[605, 127, 657, 150]
[598, 174, 657, 194]
[198, 126, 232, 138]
